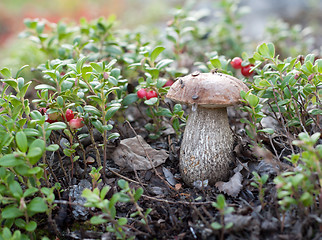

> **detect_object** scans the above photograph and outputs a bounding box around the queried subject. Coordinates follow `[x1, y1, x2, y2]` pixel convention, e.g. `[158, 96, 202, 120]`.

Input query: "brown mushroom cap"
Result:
[166, 72, 249, 108]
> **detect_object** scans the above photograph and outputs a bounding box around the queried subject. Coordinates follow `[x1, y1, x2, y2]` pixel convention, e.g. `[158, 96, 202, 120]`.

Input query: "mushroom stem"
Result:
[180, 107, 234, 186]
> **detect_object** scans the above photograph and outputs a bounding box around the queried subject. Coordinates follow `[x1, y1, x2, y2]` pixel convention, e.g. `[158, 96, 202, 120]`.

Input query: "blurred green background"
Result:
[1, 0, 321, 72]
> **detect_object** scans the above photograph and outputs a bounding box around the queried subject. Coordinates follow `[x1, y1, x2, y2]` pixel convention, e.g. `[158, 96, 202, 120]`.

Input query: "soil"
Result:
[45, 105, 322, 240]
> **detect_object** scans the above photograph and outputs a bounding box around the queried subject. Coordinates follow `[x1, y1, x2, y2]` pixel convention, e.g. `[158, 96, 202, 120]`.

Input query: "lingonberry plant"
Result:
[130, 45, 186, 139]
[274, 133, 321, 214]
[211, 194, 234, 240]
[0, 0, 321, 238]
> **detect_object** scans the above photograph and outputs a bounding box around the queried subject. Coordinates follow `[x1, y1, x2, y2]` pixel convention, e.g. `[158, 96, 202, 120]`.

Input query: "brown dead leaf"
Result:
[215, 172, 243, 197]
[111, 135, 168, 171]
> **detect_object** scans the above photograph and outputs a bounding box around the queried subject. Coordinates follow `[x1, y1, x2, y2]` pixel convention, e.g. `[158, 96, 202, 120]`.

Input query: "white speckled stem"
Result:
[180, 107, 234, 186]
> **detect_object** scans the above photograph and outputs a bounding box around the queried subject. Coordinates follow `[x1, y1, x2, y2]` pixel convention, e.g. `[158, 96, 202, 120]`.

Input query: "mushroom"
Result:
[166, 71, 249, 186]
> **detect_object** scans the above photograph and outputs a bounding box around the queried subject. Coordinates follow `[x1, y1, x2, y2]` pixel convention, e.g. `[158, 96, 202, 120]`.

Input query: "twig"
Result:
[142, 194, 213, 205]
[108, 168, 148, 186]
[191, 205, 213, 229]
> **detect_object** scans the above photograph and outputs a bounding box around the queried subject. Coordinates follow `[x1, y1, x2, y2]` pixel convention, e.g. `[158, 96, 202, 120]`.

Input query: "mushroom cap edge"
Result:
[166, 72, 249, 108]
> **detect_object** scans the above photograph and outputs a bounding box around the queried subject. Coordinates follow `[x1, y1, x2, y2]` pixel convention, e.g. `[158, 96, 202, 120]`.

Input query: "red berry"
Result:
[241, 64, 254, 77]
[38, 108, 47, 115]
[230, 57, 243, 69]
[45, 119, 57, 124]
[163, 79, 174, 87]
[69, 117, 84, 129]
[65, 109, 75, 122]
[137, 88, 147, 99]
[146, 90, 158, 100]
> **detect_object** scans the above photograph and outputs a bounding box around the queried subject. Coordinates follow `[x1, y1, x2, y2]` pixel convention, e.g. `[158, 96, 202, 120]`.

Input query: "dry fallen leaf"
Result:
[215, 172, 243, 197]
[112, 135, 168, 171]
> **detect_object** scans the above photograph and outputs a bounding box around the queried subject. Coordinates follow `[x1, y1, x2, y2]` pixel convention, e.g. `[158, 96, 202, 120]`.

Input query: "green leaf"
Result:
[82, 188, 100, 202]
[90, 215, 107, 225]
[103, 124, 113, 131]
[36, 21, 45, 34]
[24, 18, 37, 29]
[15, 131, 28, 153]
[225, 222, 234, 229]
[300, 192, 313, 207]
[156, 59, 173, 70]
[156, 107, 172, 117]
[91, 119, 104, 133]
[43, 70, 58, 80]
[309, 109, 322, 116]
[0, 154, 24, 167]
[118, 217, 128, 226]
[27, 139, 45, 164]
[23, 187, 39, 198]
[210, 58, 222, 69]
[110, 68, 120, 79]
[105, 104, 121, 121]
[34, 84, 56, 91]
[173, 104, 182, 113]
[46, 144, 59, 151]
[0, 67, 11, 78]
[156, 78, 167, 88]
[150, 46, 165, 63]
[134, 188, 143, 202]
[257, 128, 274, 134]
[109, 194, 120, 209]
[250, 182, 259, 188]
[56, 96, 64, 107]
[15, 218, 26, 229]
[304, 54, 315, 63]
[25, 221, 37, 232]
[90, 62, 103, 73]
[117, 179, 128, 190]
[27, 147, 42, 161]
[246, 94, 259, 108]
[257, 43, 271, 59]
[30, 110, 43, 120]
[9, 181, 23, 198]
[106, 59, 117, 70]
[15, 65, 29, 79]
[2, 78, 18, 89]
[84, 105, 101, 116]
[122, 93, 138, 106]
[100, 186, 111, 199]
[216, 194, 226, 210]
[108, 132, 120, 140]
[211, 222, 222, 230]
[315, 59, 322, 73]
[76, 56, 88, 74]
[17, 81, 32, 99]
[144, 97, 158, 106]
[27, 197, 48, 213]
[47, 122, 67, 130]
[1, 206, 23, 219]
[267, 43, 275, 58]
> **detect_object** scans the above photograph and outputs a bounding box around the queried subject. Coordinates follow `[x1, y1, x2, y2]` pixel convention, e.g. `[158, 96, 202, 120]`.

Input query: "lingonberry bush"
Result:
[0, 0, 321, 239]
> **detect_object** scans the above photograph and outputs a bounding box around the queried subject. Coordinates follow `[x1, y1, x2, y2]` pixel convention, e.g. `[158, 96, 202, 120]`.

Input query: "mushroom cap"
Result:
[166, 72, 249, 108]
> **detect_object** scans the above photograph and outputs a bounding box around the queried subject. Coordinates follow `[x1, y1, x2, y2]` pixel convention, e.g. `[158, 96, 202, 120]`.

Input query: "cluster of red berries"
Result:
[137, 89, 158, 99]
[136, 79, 174, 100]
[230, 57, 254, 77]
[39, 108, 84, 129]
